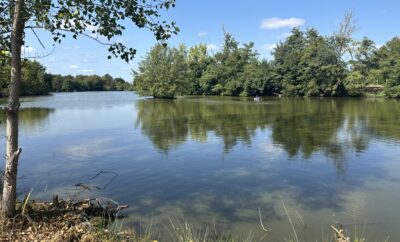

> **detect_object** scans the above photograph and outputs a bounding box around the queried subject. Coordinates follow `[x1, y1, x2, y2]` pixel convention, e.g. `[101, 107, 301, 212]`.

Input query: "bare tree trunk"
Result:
[1, 0, 25, 218]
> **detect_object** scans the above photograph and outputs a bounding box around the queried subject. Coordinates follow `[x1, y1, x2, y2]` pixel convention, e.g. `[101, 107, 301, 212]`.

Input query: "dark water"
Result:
[1, 92, 400, 241]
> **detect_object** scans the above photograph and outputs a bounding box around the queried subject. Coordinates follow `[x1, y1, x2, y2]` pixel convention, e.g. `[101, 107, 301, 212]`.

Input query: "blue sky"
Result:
[23, 0, 400, 81]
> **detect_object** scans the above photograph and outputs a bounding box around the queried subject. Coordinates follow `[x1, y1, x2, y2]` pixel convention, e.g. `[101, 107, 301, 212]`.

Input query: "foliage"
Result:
[0, 59, 131, 96]
[345, 37, 378, 96]
[134, 26, 400, 98]
[274, 28, 346, 97]
[133, 43, 189, 98]
[0, 0, 179, 62]
[374, 38, 400, 98]
[186, 44, 212, 95]
[0, 58, 10, 96]
[1, 59, 50, 96]
[199, 32, 260, 96]
[47, 73, 131, 92]
[20, 60, 50, 96]
[134, 32, 277, 98]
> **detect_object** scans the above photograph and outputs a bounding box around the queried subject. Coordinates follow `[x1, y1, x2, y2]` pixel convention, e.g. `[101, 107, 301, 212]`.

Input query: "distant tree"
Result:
[186, 44, 211, 95]
[376, 38, 400, 97]
[61, 76, 76, 92]
[332, 11, 357, 62]
[0, 0, 178, 217]
[345, 37, 377, 96]
[273, 28, 306, 96]
[134, 44, 188, 98]
[274, 28, 346, 96]
[44, 73, 130, 92]
[48, 74, 63, 92]
[0, 57, 10, 96]
[242, 60, 277, 96]
[1, 59, 51, 96]
[20, 60, 49, 96]
[199, 32, 262, 96]
[300, 29, 346, 96]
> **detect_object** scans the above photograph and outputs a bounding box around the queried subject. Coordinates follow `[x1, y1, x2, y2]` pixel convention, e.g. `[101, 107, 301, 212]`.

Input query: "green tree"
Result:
[273, 28, 306, 96]
[20, 60, 49, 96]
[199, 32, 263, 96]
[345, 37, 378, 96]
[0, 0, 178, 217]
[300, 29, 346, 96]
[134, 44, 188, 98]
[0, 56, 10, 96]
[378, 38, 400, 98]
[274, 28, 346, 96]
[186, 44, 211, 95]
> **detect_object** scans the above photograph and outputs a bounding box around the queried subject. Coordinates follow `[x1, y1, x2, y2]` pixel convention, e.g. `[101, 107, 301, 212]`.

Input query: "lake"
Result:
[1, 92, 400, 241]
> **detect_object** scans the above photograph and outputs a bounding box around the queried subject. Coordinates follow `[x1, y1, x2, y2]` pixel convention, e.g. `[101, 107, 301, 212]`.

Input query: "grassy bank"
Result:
[0, 197, 380, 242]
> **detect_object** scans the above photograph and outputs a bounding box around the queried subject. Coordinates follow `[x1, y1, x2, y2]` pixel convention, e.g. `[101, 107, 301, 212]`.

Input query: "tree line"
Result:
[133, 23, 400, 98]
[0, 60, 131, 97]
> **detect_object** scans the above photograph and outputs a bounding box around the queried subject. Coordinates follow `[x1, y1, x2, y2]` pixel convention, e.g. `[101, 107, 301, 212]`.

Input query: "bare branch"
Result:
[29, 27, 45, 49]
[23, 46, 55, 59]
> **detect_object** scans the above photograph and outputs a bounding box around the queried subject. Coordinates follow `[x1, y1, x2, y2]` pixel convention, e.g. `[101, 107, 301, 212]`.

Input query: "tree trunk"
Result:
[1, 0, 25, 218]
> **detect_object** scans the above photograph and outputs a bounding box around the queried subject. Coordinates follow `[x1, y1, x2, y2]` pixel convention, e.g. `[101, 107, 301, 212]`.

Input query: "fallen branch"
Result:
[258, 208, 271, 232]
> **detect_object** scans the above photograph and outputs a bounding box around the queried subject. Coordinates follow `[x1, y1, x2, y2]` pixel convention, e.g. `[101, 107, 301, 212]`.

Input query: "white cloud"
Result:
[260, 17, 305, 30]
[206, 44, 218, 51]
[262, 43, 277, 51]
[198, 32, 208, 37]
[69, 64, 78, 69]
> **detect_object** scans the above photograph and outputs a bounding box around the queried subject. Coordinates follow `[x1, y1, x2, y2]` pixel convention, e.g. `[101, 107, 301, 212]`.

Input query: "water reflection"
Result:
[0, 108, 54, 135]
[131, 97, 400, 240]
[135, 98, 271, 152]
[136, 97, 400, 165]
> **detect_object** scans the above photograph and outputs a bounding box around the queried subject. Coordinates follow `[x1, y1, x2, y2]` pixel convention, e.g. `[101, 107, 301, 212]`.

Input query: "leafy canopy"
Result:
[133, 43, 188, 98]
[0, 0, 179, 62]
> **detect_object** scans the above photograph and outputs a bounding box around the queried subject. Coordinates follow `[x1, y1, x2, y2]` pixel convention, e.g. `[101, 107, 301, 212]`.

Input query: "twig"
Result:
[282, 199, 299, 242]
[29, 27, 45, 49]
[258, 208, 271, 232]
[295, 210, 305, 226]
[331, 225, 350, 242]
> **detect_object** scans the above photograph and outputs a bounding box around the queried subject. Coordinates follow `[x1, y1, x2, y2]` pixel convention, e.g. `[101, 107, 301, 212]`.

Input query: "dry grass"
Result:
[0, 198, 135, 241]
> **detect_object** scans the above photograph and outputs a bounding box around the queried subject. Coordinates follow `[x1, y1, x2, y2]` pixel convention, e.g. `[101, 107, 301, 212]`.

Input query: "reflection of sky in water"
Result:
[0, 93, 399, 241]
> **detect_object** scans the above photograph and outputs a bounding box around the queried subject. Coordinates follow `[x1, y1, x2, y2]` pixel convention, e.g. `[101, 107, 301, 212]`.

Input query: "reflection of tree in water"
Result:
[135, 97, 400, 167]
[342, 99, 400, 142]
[135, 98, 272, 152]
[0, 108, 54, 134]
[135, 99, 190, 152]
[121, 97, 400, 229]
[271, 99, 345, 158]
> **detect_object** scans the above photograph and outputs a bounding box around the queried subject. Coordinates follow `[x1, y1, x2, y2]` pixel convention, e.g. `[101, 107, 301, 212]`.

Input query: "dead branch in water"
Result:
[258, 207, 271, 232]
[74, 170, 119, 192]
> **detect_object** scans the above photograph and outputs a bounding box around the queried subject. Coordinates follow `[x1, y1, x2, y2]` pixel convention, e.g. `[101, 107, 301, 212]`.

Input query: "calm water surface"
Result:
[1, 92, 400, 241]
